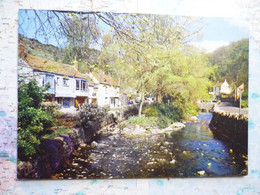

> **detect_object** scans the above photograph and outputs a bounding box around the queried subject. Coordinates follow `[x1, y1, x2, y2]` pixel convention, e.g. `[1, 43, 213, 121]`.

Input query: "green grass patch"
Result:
[42, 128, 72, 139]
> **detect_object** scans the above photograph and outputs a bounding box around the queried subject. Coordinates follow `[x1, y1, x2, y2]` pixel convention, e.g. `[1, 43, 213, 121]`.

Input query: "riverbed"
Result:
[52, 113, 247, 179]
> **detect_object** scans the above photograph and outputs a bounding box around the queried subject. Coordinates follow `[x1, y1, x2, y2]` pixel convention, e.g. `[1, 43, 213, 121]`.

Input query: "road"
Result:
[214, 102, 248, 116]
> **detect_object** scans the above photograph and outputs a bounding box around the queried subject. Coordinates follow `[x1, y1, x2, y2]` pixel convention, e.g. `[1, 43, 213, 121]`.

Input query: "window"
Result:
[56, 77, 59, 86]
[42, 77, 45, 87]
[63, 98, 70, 107]
[81, 80, 87, 91]
[45, 74, 54, 88]
[63, 78, 69, 87]
[76, 80, 80, 90]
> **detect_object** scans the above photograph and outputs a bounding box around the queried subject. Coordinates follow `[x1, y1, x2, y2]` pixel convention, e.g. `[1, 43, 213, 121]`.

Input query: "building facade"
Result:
[18, 45, 121, 109]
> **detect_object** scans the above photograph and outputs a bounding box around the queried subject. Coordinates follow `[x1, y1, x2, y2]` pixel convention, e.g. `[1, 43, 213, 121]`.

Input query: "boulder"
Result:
[17, 161, 35, 178]
[190, 116, 198, 122]
[91, 141, 98, 148]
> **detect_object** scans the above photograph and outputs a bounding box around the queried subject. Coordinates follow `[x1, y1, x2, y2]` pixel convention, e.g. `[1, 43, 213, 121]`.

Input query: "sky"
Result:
[192, 17, 249, 52]
[18, 10, 249, 53]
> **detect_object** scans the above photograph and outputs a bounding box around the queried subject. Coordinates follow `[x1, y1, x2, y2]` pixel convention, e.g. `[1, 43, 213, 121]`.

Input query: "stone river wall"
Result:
[17, 113, 116, 179]
[17, 106, 142, 179]
[209, 111, 248, 153]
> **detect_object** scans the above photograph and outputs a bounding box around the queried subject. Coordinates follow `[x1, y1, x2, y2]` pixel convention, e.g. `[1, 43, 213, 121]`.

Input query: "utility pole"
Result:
[239, 89, 242, 116]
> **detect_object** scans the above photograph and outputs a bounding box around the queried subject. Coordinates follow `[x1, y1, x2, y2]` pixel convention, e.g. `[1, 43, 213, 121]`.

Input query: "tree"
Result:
[209, 39, 249, 88]
[101, 14, 210, 116]
[18, 80, 53, 160]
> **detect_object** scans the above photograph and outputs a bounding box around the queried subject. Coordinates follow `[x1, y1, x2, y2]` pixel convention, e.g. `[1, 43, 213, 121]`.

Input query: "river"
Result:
[52, 113, 247, 179]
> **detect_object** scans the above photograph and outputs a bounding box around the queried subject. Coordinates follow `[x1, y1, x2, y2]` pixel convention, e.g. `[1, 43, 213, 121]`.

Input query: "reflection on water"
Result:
[53, 113, 247, 179]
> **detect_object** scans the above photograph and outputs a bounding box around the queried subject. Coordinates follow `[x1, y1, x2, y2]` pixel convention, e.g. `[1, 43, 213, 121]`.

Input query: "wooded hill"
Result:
[19, 35, 101, 74]
[209, 39, 249, 89]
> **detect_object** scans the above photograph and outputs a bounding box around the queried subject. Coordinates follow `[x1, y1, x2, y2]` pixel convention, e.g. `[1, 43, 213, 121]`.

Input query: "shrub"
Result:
[124, 116, 157, 127]
[143, 103, 184, 128]
[241, 99, 248, 108]
[142, 106, 159, 117]
[18, 80, 53, 160]
[77, 103, 107, 134]
[41, 101, 62, 117]
[42, 128, 72, 139]
[241, 90, 248, 108]
[143, 103, 183, 121]
[156, 115, 172, 129]
[123, 105, 139, 119]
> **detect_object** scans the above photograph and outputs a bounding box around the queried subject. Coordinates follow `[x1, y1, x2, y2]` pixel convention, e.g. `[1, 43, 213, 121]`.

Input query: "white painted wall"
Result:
[18, 59, 34, 82]
[74, 79, 88, 97]
[55, 75, 76, 98]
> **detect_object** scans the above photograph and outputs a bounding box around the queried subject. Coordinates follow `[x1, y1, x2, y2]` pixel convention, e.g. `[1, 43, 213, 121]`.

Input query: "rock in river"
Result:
[91, 141, 98, 148]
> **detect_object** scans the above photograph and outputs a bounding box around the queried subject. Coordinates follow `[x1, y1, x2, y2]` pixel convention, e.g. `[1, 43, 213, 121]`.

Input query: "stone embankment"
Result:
[209, 110, 248, 153]
[17, 112, 117, 179]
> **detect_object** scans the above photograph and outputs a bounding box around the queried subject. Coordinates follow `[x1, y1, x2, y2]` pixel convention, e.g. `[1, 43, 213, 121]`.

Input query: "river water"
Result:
[53, 113, 247, 179]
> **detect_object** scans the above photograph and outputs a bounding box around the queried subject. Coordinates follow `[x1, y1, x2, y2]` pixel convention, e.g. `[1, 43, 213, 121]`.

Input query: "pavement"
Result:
[214, 102, 248, 116]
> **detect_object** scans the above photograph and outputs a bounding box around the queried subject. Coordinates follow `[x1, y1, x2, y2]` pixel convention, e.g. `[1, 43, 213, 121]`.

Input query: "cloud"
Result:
[192, 40, 230, 52]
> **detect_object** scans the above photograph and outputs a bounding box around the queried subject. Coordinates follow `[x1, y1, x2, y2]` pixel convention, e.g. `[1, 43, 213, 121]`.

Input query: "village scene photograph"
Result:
[17, 9, 248, 179]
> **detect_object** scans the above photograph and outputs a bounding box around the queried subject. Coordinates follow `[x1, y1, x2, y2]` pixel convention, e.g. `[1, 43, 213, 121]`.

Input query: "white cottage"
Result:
[212, 79, 232, 100]
[86, 70, 120, 108]
[18, 47, 92, 108]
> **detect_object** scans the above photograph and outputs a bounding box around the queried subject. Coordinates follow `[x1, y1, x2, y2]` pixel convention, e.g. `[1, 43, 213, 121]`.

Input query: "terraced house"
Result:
[18, 44, 121, 109]
[86, 70, 120, 108]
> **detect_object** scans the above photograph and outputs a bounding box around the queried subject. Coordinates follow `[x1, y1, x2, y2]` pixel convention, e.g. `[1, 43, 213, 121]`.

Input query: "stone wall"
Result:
[209, 111, 248, 154]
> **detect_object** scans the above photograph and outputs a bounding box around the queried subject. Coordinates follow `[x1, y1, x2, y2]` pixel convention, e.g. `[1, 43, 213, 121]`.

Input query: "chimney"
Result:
[73, 56, 78, 70]
[87, 67, 93, 74]
[18, 44, 25, 58]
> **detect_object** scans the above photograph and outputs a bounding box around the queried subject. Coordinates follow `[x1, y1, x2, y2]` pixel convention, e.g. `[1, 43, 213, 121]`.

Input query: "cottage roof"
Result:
[92, 71, 119, 86]
[214, 82, 223, 87]
[25, 55, 92, 82]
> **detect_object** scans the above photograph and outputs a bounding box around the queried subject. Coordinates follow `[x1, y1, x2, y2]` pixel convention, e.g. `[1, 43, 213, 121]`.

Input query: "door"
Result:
[63, 98, 70, 108]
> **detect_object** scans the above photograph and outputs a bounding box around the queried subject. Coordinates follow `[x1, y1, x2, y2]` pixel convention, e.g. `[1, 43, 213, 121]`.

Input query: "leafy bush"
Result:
[241, 99, 248, 108]
[42, 128, 72, 139]
[41, 101, 62, 117]
[77, 103, 107, 134]
[143, 103, 184, 128]
[18, 80, 53, 160]
[124, 116, 157, 127]
[142, 106, 159, 117]
[156, 115, 172, 129]
[241, 90, 248, 108]
[184, 103, 199, 117]
[123, 105, 139, 119]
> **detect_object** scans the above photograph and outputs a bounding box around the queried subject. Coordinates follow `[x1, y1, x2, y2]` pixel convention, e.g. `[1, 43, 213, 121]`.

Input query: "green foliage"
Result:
[42, 128, 72, 139]
[102, 16, 212, 115]
[18, 80, 53, 160]
[143, 103, 183, 128]
[123, 116, 157, 128]
[142, 106, 159, 117]
[184, 103, 199, 117]
[241, 90, 248, 108]
[124, 105, 139, 119]
[77, 103, 107, 133]
[156, 116, 172, 129]
[209, 39, 248, 88]
[241, 99, 248, 108]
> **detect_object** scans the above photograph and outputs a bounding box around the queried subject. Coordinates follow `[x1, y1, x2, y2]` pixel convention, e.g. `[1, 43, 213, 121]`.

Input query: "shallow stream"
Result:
[53, 113, 247, 179]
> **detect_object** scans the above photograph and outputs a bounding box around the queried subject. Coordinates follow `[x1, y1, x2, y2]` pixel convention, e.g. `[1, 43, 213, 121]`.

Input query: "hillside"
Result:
[209, 39, 249, 88]
[18, 35, 101, 73]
